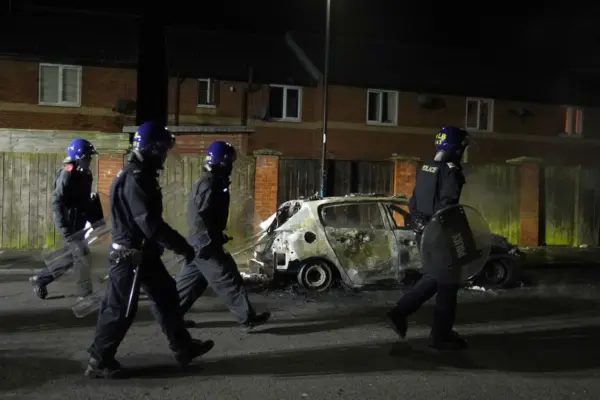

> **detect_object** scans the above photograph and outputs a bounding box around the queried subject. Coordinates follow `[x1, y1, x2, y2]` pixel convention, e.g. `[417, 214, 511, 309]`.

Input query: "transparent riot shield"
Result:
[419, 204, 492, 284]
[66, 181, 187, 318]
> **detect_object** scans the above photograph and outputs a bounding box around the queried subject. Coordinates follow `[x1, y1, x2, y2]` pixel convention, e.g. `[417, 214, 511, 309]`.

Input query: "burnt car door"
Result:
[320, 202, 396, 286]
[381, 202, 422, 278]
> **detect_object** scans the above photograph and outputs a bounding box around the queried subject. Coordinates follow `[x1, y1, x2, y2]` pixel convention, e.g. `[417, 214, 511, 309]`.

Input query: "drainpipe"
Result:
[241, 65, 253, 126]
[174, 73, 184, 126]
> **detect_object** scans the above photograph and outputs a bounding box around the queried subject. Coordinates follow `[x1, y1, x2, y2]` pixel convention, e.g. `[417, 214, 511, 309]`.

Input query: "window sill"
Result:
[270, 118, 302, 123]
[197, 104, 216, 109]
[366, 121, 397, 127]
[559, 132, 584, 138]
[195, 106, 217, 115]
[465, 128, 493, 133]
[38, 102, 81, 108]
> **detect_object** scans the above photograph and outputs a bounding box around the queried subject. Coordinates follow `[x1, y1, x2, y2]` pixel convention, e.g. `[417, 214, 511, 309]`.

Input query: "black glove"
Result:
[411, 216, 427, 234]
[222, 233, 233, 244]
[183, 244, 196, 263]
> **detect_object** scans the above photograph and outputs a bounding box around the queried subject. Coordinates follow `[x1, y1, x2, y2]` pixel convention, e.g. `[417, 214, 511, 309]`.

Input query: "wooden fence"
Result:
[0, 129, 129, 250]
[460, 164, 521, 244]
[277, 159, 394, 205]
[159, 154, 256, 246]
[0, 152, 99, 249]
[544, 166, 600, 246]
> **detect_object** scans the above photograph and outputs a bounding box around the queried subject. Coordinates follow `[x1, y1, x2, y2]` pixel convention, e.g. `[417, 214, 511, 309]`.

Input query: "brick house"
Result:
[2, 14, 600, 248]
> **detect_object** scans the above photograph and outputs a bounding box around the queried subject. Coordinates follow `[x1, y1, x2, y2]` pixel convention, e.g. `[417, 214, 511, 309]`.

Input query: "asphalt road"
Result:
[1, 275, 600, 400]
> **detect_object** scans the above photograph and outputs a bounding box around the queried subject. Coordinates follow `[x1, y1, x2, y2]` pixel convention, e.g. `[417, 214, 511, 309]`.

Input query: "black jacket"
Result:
[187, 169, 230, 250]
[52, 164, 100, 240]
[408, 160, 465, 220]
[109, 154, 191, 255]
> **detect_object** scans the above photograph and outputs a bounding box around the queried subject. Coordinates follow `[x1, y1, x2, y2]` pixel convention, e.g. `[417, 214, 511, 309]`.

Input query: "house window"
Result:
[564, 106, 583, 136]
[38, 63, 82, 107]
[366, 89, 398, 125]
[197, 79, 216, 107]
[465, 98, 494, 131]
[268, 85, 302, 121]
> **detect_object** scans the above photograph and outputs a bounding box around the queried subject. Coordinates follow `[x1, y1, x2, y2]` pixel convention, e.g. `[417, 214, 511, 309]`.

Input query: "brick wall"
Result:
[3, 59, 600, 165]
[253, 150, 281, 227]
[97, 153, 125, 214]
[174, 133, 248, 156]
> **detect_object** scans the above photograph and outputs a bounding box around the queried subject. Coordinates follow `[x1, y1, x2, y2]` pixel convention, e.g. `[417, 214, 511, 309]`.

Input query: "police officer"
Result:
[30, 138, 101, 300]
[176, 141, 270, 329]
[86, 121, 213, 378]
[388, 126, 470, 350]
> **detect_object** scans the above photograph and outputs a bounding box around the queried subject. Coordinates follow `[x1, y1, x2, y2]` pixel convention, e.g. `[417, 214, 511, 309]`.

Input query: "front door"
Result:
[320, 202, 395, 286]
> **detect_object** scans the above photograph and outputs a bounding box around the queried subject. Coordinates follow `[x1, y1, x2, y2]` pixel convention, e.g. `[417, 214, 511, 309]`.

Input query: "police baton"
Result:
[125, 245, 144, 320]
[125, 265, 141, 320]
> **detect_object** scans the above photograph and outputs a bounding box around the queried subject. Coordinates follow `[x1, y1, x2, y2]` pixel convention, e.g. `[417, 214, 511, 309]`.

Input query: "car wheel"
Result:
[478, 259, 519, 288]
[297, 259, 334, 292]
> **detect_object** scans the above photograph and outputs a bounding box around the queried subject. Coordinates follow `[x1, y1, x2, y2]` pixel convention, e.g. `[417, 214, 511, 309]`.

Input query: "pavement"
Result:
[1, 272, 600, 399]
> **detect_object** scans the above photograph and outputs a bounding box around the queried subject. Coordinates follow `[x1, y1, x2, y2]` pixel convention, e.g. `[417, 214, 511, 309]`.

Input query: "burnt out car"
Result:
[248, 194, 524, 292]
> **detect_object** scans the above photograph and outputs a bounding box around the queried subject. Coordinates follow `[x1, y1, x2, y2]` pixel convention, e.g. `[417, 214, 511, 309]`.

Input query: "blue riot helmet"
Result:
[66, 138, 97, 170]
[132, 120, 176, 170]
[204, 141, 237, 176]
[433, 126, 470, 163]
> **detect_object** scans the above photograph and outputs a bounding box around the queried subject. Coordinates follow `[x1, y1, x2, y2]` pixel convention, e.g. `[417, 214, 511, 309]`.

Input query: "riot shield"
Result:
[419, 204, 492, 284]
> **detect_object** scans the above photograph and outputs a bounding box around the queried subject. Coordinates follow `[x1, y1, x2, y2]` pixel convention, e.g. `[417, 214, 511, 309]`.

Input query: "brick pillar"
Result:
[97, 153, 126, 216]
[390, 154, 420, 227]
[253, 149, 282, 229]
[391, 154, 420, 196]
[507, 156, 543, 247]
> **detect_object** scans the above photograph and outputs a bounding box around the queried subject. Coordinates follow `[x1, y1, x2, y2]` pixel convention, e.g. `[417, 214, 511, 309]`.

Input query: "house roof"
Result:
[0, 15, 315, 85]
[288, 32, 600, 107]
[0, 15, 140, 67]
[164, 27, 315, 86]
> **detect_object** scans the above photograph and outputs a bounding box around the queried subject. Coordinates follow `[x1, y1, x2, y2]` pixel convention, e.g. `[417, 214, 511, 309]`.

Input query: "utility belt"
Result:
[109, 243, 143, 265]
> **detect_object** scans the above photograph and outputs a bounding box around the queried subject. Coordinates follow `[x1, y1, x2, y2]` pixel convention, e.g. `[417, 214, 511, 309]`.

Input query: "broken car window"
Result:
[321, 203, 385, 229]
[387, 204, 412, 229]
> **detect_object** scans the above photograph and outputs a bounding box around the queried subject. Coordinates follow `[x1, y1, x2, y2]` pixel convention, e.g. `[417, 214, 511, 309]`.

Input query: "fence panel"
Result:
[0, 152, 66, 249]
[461, 163, 521, 244]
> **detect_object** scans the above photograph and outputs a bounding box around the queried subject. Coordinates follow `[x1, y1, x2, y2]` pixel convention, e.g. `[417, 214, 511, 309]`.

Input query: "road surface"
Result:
[0, 274, 599, 400]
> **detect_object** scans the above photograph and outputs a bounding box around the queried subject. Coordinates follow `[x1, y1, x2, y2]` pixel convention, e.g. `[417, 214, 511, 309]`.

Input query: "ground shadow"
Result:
[0, 349, 82, 392]
[0, 306, 164, 333]
[249, 296, 598, 336]
[124, 324, 600, 380]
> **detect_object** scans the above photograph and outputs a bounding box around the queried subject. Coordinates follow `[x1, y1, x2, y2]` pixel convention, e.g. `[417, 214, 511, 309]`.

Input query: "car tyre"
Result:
[477, 258, 520, 289]
[297, 259, 334, 292]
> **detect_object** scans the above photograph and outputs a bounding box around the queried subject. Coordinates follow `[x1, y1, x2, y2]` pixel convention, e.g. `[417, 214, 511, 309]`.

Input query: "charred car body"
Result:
[249, 194, 524, 292]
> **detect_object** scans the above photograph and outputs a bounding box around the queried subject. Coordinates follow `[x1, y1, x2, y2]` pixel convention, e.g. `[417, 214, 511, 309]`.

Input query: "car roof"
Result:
[279, 194, 409, 210]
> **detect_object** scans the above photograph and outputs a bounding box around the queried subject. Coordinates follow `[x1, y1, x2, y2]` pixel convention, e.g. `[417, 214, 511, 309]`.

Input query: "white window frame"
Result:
[38, 63, 82, 107]
[268, 84, 302, 122]
[465, 97, 494, 132]
[366, 89, 399, 126]
[197, 78, 216, 108]
[563, 106, 584, 136]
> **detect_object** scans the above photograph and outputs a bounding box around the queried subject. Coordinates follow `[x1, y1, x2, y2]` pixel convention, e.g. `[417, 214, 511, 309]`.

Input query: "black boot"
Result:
[387, 308, 408, 339]
[429, 330, 468, 351]
[184, 319, 197, 328]
[84, 357, 124, 379]
[173, 339, 215, 367]
[29, 276, 48, 300]
[242, 311, 271, 330]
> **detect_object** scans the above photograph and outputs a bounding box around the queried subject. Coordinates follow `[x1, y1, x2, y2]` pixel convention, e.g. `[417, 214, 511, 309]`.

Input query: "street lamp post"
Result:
[319, 0, 331, 197]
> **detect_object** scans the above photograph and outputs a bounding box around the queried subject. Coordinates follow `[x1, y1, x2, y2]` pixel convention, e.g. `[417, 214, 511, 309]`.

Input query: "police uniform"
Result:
[389, 159, 467, 349]
[32, 163, 100, 298]
[86, 152, 211, 377]
[176, 169, 269, 328]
